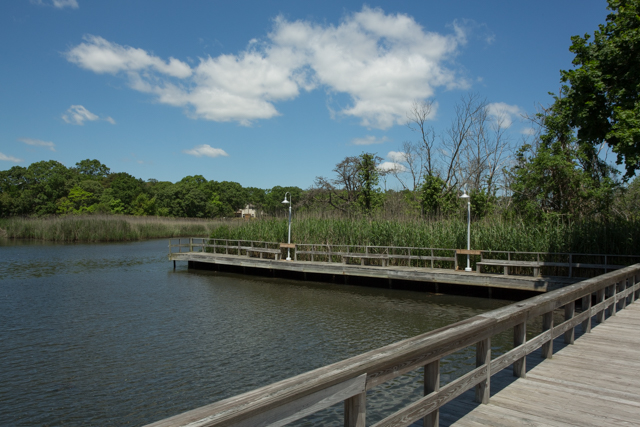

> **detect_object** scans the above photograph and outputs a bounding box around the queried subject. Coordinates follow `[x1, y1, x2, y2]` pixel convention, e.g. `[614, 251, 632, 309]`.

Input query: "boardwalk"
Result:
[426, 302, 640, 427]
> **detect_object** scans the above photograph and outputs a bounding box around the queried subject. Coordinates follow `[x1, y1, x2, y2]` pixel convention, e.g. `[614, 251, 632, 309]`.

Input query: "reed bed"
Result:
[0, 215, 240, 242]
[210, 216, 640, 256]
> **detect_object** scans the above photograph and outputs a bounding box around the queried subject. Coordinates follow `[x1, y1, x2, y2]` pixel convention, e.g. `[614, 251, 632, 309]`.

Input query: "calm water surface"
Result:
[0, 239, 515, 426]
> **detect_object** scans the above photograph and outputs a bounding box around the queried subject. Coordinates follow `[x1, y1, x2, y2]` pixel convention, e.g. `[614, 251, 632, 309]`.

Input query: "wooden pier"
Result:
[424, 302, 640, 426]
[150, 244, 640, 427]
[168, 239, 639, 293]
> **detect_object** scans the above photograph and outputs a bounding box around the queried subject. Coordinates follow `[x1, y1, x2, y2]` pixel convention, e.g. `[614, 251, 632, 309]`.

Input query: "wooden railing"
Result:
[147, 263, 640, 427]
[169, 239, 640, 276]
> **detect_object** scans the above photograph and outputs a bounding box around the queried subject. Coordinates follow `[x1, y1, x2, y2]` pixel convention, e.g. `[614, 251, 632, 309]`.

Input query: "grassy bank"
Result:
[210, 216, 640, 255]
[0, 215, 240, 242]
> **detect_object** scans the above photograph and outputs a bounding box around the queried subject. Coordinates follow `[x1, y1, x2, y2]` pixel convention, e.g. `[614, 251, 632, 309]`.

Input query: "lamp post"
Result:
[460, 190, 472, 272]
[281, 192, 292, 261]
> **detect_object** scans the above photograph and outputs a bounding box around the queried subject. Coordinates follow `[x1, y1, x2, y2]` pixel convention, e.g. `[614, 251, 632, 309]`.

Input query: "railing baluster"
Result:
[564, 301, 575, 344]
[596, 288, 606, 323]
[344, 392, 366, 427]
[475, 338, 491, 404]
[424, 359, 440, 427]
[582, 293, 592, 333]
[542, 311, 553, 358]
[513, 322, 526, 377]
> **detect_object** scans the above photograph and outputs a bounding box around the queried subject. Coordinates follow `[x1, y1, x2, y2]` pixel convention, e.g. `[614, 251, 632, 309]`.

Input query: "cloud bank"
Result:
[19, 138, 56, 151]
[0, 152, 23, 163]
[62, 105, 115, 125]
[183, 144, 229, 158]
[66, 7, 469, 128]
[31, 0, 79, 9]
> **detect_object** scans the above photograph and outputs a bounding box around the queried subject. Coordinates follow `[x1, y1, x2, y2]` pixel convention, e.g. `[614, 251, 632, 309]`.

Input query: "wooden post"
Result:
[581, 293, 592, 333]
[513, 322, 526, 377]
[610, 283, 617, 316]
[424, 360, 440, 427]
[596, 288, 606, 323]
[189, 237, 193, 252]
[568, 254, 572, 278]
[344, 392, 366, 427]
[564, 301, 575, 344]
[542, 311, 553, 359]
[621, 278, 628, 309]
[475, 338, 490, 404]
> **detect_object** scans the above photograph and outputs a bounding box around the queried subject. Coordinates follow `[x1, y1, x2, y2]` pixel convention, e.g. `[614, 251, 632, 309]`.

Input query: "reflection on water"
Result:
[0, 239, 514, 426]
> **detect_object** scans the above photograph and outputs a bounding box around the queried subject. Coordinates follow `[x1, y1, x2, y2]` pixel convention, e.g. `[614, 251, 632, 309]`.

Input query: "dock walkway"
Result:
[430, 302, 640, 426]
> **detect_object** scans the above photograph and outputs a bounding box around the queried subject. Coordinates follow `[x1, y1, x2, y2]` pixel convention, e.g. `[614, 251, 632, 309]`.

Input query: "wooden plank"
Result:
[457, 249, 482, 255]
[279, 243, 296, 249]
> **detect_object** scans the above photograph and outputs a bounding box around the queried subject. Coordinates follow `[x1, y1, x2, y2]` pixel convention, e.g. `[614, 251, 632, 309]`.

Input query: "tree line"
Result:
[0, 159, 303, 218]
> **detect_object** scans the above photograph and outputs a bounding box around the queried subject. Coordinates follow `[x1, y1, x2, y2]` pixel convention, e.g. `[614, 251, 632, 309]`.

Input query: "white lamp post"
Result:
[460, 190, 472, 272]
[281, 192, 292, 261]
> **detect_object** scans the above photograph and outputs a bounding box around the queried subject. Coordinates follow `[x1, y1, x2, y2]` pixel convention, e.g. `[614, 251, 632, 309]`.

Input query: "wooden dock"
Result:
[429, 302, 640, 426]
[170, 239, 626, 293]
[147, 261, 640, 427]
[173, 251, 579, 293]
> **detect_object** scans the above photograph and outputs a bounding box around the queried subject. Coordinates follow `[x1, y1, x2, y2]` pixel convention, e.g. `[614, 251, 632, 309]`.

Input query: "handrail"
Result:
[169, 238, 640, 275]
[147, 263, 640, 427]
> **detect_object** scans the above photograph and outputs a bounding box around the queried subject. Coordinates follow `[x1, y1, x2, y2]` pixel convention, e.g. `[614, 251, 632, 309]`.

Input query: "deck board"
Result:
[425, 302, 640, 426]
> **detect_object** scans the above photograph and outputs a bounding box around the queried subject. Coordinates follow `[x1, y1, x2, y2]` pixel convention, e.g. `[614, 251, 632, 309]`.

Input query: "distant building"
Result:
[236, 204, 257, 219]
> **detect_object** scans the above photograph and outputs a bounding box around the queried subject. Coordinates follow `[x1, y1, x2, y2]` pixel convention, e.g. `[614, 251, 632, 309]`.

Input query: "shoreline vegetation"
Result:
[2, 213, 639, 257]
[210, 215, 640, 256]
[0, 215, 236, 242]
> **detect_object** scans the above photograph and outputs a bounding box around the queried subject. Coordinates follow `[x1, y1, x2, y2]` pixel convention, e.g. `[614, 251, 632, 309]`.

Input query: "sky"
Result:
[0, 0, 611, 189]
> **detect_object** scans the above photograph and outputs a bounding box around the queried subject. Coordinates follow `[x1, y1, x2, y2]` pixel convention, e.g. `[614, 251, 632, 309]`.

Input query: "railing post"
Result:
[424, 360, 440, 427]
[581, 293, 592, 333]
[568, 254, 572, 278]
[475, 338, 490, 404]
[344, 392, 366, 427]
[513, 322, 526, 378]
[610, 283, 617, 316]
[564, 301, 575, 344]
[542, 311, 553, 359]
[596, 287, 606, 323]
[189, 237, 193, 252]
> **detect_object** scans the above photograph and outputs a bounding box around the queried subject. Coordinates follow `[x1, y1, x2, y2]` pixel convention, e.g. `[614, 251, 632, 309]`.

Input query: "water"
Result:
[0, 239, 514, 426]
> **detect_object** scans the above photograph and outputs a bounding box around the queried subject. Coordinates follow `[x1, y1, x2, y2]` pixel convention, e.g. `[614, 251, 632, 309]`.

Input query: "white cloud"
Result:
[31, 0, 78, 9]
[62, 105, 115, 125]
[387, 151, 407, 162]
[521, 127, 536, 136]
[352, 135, 389, 146]
[378, 161, 406, 172]
[19, 138, 56, 151]
[53, 0, 78, 8]
[183, 144, 229, 158]
[0, 152, 23, 163]
[486, 102, 523, 128]
[66, 7, 468, 128]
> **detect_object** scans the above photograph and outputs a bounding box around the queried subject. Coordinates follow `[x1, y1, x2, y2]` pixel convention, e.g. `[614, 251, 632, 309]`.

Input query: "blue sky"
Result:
[1, 0, 610, 189]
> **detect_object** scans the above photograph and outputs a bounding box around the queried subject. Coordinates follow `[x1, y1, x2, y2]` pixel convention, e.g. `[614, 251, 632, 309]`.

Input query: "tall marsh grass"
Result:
[210, 216, 640, 255]
[0, 215, 239, 242]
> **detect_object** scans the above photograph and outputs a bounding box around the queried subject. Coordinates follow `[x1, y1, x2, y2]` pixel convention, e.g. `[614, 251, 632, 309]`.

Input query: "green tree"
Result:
[420, 175, 457, 216]
[508, 107, 618, 220]
[75, 159, 110, 178]
[356, 153, 383, 214]
[105, 172, 144, 213]
[555, 0, 640, 178]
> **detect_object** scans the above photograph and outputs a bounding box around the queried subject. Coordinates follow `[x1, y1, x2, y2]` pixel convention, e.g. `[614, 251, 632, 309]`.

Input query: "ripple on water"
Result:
[0, 239, 513, 426]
